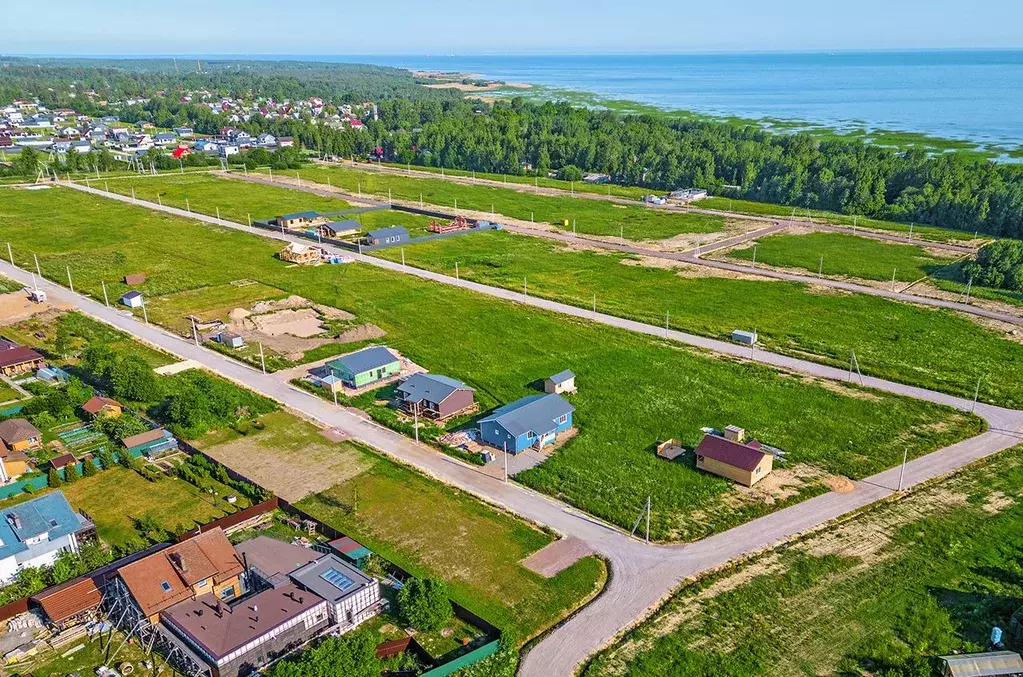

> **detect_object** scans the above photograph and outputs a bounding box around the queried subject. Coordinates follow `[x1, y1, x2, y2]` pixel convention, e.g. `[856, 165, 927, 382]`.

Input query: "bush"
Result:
[397, 577, 452, 631]
[962, 240, 1023, 291]
[556, 164, 584, 182]
[266, 631, 380, 677]
[97, 447, 116, 470]
[109, 354, 161, 403]
[82, 457, 99, 477]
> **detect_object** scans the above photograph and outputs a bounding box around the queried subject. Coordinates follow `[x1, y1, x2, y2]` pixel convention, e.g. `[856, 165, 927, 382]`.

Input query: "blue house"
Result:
[364, 226, 409, 247]
[479, 393, 575, 454]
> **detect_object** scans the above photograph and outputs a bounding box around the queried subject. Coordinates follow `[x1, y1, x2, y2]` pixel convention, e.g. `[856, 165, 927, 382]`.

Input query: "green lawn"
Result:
[98, 172, 352, 224]
[0, 384, 23, 404]
[18, 631, 175, 677]
[700, 196, 976, 243]
[584, 446, 1023, 677]
[0, 186, 981, 540]
[726, 231, 962, 283]
[374, 230, 1023, 409]
[274, 165, 726, 241]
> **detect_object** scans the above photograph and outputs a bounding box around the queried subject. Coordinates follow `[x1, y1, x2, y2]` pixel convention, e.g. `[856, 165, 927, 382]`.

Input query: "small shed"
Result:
[732, 329, 757, 346]
[217, 331, 245, 349]
[82, 395, 122, 419]
[123, 273, 146, 285]
[694, 433, 773, 487]
[328, 536, 372, 569]
[544, 370, 576, 395]
[938, 651, 1023, 677]
[120, 291, 144, 308]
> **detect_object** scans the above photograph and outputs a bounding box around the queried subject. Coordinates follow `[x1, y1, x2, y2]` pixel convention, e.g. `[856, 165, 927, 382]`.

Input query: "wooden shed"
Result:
[694, 432, 772, 487]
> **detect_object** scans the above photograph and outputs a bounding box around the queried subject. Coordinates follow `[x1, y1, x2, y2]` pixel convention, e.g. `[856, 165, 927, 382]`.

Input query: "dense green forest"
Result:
[2, 58, 1022, 236]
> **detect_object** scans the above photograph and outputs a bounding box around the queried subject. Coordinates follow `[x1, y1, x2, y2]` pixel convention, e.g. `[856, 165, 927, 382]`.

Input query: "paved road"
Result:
[36, 182, 1023, 676]
[220, 172, 1014, 327]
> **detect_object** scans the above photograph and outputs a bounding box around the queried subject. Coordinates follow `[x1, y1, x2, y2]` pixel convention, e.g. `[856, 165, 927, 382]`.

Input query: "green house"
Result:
[325, 346, 401, 389]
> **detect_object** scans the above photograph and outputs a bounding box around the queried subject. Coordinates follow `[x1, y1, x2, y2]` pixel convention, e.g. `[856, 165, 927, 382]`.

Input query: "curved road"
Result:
[24, 182, 1023, 676]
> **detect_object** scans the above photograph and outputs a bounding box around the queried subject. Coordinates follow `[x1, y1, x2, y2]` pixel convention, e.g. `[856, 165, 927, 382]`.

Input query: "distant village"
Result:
[0, 92, 378, 164]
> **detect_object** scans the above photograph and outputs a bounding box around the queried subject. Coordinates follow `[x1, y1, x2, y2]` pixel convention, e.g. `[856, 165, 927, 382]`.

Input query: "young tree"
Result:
[63, 462, 81, 483]
[81, 456, 99, 477]
[396, 577, 452, 632]
[96, 447, 116, 470]
[47, 466, 64, 488]
[53, 322, 74, 358]
[267, 631, 380, 677]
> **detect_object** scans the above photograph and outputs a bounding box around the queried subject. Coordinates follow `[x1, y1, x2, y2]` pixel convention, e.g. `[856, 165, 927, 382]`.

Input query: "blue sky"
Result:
[5, 0, 1023, 55]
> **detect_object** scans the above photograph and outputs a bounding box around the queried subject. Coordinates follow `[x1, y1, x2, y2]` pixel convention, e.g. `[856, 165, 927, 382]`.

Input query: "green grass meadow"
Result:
[726, 231, 962, 283]
[272, 164, 726, 241]
[0, 186, 982, 540]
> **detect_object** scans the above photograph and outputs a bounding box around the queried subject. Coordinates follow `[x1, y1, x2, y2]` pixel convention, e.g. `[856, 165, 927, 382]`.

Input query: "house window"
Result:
[220, 585, 236, 600]
[197, 579, 208, 587]
[557, 414, 568, 425]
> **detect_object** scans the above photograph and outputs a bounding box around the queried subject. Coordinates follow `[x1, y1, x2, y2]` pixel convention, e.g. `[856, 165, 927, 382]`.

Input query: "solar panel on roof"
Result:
[320, 567, 355, 592]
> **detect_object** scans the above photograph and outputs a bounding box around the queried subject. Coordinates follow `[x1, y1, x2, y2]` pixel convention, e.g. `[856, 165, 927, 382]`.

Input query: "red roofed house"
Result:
[82, 395, 123, 419]
[694, 426, 773, 487]
[0, 341, 45, 377]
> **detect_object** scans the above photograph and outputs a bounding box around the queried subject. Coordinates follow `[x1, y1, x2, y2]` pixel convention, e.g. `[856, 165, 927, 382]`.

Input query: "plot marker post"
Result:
[141, 298, 149, 326]
[455, 262, 459, 282]
[972, 374, 982, 413]
[66, 266, 74, 294]
[34, 254, 41, 278]
[259, 343, 267, 375]
[891, 267, 897, 292]
[7, 243, 13, 266]
[898, 447, 908, 491]
[101, 280, 109, 307]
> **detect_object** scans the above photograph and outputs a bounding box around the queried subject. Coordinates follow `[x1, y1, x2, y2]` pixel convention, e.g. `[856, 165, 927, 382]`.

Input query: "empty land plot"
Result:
[725, 231, 962, 283]
[700, 196, 976, 244]
[275, 165, 727, 241]
[147, 282, 288, 333]
[0, 186, 981, 540]
[373, 229, 1023, 408]
[196, 411, 373, 501]
[99, 172, 352, 223]
[583, 445, 1023, 677]
[376, 161, 652, 199]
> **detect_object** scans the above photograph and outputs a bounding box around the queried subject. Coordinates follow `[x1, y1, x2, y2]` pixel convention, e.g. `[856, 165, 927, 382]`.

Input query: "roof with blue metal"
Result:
[279, 211, 319, 220]
[121, 291, 142, 300]
[548, 370, 575, 385]
[327, 346, 398, 376]
[288, 553, 373, 603]
[480, 393, 575, 438]
[0, 491, 88, 560]
[367, 226, 408, 239]
[396, 373, 472, 405]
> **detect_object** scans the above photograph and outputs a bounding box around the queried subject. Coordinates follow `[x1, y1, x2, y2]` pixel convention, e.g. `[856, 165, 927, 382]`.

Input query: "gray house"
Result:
[364, 226, 409, 246]
[395, 373, 476, 420]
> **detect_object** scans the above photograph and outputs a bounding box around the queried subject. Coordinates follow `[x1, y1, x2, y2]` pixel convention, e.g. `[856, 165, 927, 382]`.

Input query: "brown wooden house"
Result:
[694, 428, 773, 487]
[395, 373, 476, 420]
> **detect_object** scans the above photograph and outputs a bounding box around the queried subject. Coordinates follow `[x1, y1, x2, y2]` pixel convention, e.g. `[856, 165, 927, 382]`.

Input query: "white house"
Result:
[0, 492, 93, 583]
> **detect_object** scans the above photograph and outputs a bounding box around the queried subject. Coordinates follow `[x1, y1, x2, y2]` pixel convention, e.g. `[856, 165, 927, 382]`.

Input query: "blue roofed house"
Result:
[479, 393, 575, 454]
[324, 346, 401, 389]
[0, 491, 94, 583]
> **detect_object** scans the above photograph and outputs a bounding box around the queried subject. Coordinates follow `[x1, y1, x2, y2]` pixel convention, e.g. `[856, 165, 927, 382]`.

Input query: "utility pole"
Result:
[964, 277, 973, 305]
[191, 317, 199, 346]
[6, 243, 13, 267]
[645, 496, 651, 544]
[503, 442, 508, 483]
[413, 407, 419, 443]
[898, 447, 908, 491]
[592, 294, 596, 320]
[33, 253, 41, 277]
[141, 298, 149, 325]
[101, 280, 109, 307]
[665, 310, 670, 337]
[333, 385, 338, 407]
[66, 266, 74, 293]
[751, 245, 757, 268]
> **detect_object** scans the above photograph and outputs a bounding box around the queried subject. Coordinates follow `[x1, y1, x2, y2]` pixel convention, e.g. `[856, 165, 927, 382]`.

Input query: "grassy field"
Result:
[584, 446, 1023, 677]
[0, 186, 981, 540]
[95, 172, 352, 224]
[269, 165, 726, 241]
[199, 411, 606, 645]
[0, 384, 23, 404]
[376, 161, 652, 199]
[726, 231, 962, 283]
[18, 631, 173, 677]
[0, 468, 243, 549]
[374, 230, 1023, 408]
[700, 196, 976, 243]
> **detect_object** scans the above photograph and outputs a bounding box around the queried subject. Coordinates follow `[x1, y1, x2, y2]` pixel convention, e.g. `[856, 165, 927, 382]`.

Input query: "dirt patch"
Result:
[982, 490, 1015, 514]
[621, 255, 772, 282]
[823, 475, 855, 493]
[520, 537, 595, 578]
[247, 308, 325, 338]
[0, 291, 72, 326]
[200, 430, 370, 502]
[733, 464, 826, 505]
[337, 323, 387, 343]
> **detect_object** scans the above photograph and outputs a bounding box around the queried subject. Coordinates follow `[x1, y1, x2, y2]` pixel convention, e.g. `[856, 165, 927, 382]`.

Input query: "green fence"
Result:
[0, 447, 145, 500]
[419, 639, 501, 677]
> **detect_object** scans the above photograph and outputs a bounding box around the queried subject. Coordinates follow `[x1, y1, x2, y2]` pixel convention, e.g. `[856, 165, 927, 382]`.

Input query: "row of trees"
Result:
[962, 240, 1023, 291]
[0, 542, 111, 605]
